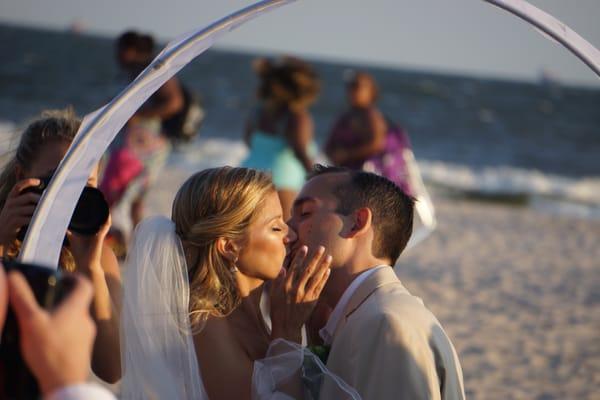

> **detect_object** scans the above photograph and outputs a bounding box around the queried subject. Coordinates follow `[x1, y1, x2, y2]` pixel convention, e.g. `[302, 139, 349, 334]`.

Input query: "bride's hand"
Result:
[269, 245, 332, 344]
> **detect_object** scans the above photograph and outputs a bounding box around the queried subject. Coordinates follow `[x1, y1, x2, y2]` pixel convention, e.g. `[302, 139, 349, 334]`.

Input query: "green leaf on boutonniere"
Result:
[308, 345, 331, 364]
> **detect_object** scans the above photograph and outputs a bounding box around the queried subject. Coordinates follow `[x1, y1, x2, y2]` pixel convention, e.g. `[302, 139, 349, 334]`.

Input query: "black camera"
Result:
[18, 174, 110, 240]
[0, 260, 76, 399]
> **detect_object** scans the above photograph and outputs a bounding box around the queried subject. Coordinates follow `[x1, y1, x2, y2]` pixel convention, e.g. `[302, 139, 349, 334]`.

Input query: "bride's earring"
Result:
[230, 257, 239, 274]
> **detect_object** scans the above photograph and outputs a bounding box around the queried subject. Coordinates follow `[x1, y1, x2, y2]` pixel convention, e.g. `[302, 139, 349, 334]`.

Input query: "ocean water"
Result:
[1, 24, 599, 218]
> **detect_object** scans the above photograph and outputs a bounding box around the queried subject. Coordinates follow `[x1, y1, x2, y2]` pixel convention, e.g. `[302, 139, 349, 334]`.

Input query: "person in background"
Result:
[0, 265, 116, 400]
[241, 56, 320, 220]
[325, 71, 413, 195]
[101, 30, 204, 238]
[120, 32, 204, 144]
[0, 109, 122, 383]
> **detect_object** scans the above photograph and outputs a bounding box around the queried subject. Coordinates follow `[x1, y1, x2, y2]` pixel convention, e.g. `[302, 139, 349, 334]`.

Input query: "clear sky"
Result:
[1, 0, 599, 87]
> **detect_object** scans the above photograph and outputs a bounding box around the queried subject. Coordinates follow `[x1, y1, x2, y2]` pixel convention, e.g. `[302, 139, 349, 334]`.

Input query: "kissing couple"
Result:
[120, 165, 465, 399]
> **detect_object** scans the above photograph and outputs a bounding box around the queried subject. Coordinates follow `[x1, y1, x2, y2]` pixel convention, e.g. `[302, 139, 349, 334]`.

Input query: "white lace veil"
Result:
[120, 216, 207, 400]
[253, 339, 361, 400]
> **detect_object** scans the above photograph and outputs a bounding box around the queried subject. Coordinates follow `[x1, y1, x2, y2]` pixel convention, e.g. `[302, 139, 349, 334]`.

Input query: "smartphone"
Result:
[0, 260, 75, 400]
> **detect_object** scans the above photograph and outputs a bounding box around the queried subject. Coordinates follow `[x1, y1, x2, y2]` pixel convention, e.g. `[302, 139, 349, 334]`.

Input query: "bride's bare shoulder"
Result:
[195, 317, 233, 344]
[194, 317, 249, 361]
[194, 317, 254, 400]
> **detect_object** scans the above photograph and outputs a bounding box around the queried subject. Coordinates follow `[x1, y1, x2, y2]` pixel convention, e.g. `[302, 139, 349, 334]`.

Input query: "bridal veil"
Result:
[120, 216, 207, 399]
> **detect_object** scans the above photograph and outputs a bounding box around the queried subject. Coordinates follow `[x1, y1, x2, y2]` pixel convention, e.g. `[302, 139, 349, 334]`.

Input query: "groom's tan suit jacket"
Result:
[323, 267, 465, 400]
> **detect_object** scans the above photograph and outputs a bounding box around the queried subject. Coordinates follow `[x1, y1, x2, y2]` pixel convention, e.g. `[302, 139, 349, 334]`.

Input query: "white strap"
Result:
[44, 383, 116, 400]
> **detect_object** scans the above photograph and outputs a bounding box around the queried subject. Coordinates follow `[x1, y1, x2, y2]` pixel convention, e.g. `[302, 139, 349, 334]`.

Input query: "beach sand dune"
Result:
[397, 195, 599, 400]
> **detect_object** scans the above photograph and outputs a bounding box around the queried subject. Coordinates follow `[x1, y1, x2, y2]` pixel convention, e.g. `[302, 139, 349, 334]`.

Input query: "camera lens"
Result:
[18, 176, 110, 239]
[69, 187, 110, 235]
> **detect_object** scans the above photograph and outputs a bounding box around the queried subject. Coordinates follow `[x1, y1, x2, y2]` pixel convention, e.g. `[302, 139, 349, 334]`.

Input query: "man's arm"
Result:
[136, 78, 185, 120]
[285, 111, 314, 172]
[352, 313, 445, 400]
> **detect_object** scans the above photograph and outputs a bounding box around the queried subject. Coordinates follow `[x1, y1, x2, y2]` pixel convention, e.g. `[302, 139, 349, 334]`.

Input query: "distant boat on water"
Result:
[538, 68, 562, 99]
[68, 19, 87, 35]
[538, 68, 561, 87]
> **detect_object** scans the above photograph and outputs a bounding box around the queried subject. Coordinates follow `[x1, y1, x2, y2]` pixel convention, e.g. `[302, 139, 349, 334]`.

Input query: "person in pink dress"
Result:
[325, 71, 413, 196]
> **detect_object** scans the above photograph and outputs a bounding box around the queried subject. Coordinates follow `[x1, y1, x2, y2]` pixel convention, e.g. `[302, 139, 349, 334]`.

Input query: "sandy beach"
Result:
[142, 165, 599, 400]
[397, 193, 599, 400]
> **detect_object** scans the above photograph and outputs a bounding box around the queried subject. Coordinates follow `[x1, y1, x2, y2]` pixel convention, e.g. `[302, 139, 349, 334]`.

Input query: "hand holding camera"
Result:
[0, 262, 96, 397]
[0, 179, 42, 249]
[67, 213, 112, 277]
[14, 173, 110, 240]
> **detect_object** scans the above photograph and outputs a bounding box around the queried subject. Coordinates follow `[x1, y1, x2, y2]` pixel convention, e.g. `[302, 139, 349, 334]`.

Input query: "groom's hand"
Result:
[270, 245, 331, 344]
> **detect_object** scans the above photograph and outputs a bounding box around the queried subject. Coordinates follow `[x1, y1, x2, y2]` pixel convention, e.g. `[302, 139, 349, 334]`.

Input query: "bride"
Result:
[120, 166, 356, 399]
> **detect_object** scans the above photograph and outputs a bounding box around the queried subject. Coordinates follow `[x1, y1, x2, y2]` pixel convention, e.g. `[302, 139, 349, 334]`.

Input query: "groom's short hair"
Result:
[309, 165, 414, 265]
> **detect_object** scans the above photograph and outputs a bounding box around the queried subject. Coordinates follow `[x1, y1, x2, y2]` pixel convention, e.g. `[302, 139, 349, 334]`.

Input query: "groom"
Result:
[288, 165, 465, 400]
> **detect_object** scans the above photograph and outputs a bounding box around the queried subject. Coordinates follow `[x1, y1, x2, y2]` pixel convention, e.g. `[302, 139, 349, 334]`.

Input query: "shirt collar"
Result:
[319, 265, 388, 345]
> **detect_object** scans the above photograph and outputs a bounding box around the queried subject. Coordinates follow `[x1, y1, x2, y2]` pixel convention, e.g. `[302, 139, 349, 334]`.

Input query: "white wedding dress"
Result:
[119, 216, 360, 400]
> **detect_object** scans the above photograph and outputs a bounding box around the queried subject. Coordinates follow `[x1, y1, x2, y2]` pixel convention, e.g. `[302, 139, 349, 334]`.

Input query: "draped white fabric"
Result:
[253, 339, 361, 400]
[404, 149, 436, 252]
[120, 217, 207, 400]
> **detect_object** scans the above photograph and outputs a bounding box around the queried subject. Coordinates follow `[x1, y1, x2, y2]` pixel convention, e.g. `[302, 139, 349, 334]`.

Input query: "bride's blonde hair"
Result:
[172, 166, 275, 328]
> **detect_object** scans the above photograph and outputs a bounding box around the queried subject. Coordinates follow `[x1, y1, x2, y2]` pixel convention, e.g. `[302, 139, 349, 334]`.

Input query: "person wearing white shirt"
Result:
[289, 165, 465, 400]
[0, 265, 116, 400]
[317, 265, 385, 346]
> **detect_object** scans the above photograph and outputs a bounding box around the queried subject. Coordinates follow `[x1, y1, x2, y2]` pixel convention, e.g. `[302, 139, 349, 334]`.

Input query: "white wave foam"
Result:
[418, 160, 600, 206]
[530, 197, 600, 220]
[0, 120, 15, 132]
[3, 126, 598, 219]
[169, 137, 248, 171]
[172, 138, 600, 208]
[0, 120, 17, 154]
[174, 138, 600, 220]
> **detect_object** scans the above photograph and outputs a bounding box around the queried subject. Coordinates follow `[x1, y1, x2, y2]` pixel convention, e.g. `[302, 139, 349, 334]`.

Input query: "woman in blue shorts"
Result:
[242, 57, 320, 219]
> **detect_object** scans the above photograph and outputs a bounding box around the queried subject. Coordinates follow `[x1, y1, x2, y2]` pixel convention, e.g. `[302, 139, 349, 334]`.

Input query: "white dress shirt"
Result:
[319, 265, 388, 345]
[45, 383, 116, 400]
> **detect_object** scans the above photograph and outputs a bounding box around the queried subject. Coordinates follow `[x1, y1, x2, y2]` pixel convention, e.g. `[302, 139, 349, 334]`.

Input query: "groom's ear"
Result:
[215, 237, 240, 262]
[347, 207, 372, 238]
